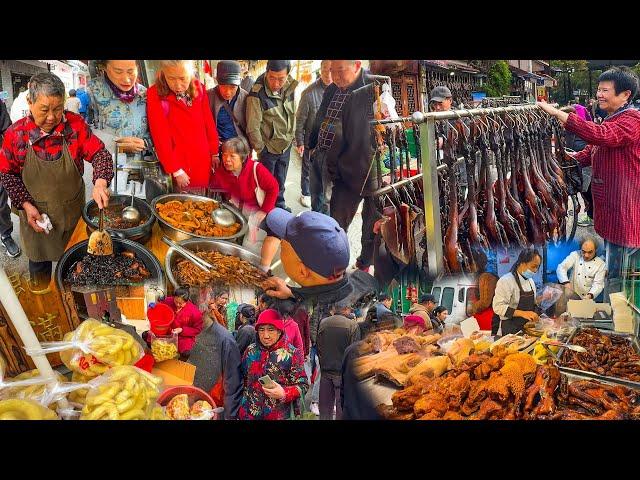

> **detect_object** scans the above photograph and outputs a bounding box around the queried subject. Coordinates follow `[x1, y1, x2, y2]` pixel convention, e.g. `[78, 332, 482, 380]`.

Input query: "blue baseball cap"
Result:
[266, 208, 350, 278]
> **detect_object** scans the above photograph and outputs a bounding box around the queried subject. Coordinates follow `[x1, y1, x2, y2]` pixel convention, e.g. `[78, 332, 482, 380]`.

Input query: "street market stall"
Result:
[357, 290, 640, 419]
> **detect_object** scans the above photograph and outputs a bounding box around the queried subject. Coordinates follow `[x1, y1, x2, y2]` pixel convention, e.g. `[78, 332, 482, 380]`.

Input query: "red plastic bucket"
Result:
[147, 303, 175, 335]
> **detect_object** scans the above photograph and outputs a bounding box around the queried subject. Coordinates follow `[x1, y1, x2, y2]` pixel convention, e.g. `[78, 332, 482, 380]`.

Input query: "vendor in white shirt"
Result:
[492, 248, 548, 336]
[556, 237, 606, 301]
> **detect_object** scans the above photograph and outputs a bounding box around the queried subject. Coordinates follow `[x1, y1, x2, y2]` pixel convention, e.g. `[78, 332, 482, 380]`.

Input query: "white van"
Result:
[430, 275, 479, 325]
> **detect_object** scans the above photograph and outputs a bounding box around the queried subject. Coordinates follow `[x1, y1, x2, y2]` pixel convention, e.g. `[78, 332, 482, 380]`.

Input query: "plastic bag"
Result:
[68, 372, 93, 405]
[0, 369, 66, 405]
[373, 83, 399, 120]
[539, 285, 563, 311]
[26, 319, 144, 374]
[0, 398, 59, 420]
[80, 365, 163, 420]
[149, 331, 179, 362]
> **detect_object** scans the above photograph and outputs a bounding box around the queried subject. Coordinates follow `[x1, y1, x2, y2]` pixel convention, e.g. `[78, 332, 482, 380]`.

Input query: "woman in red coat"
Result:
[147, 60, 219, 193]
[159, 287, 204, 357]
[213, 137, 281, 271]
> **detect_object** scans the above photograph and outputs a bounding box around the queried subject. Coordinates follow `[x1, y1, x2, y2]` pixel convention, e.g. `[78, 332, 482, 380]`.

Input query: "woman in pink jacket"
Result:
[159, 287, 204, 357]
[147, 60, 219, 194]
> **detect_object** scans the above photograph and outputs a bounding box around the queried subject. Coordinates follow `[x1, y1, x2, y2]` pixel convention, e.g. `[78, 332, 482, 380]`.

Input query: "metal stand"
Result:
[371, 103, 559, 278]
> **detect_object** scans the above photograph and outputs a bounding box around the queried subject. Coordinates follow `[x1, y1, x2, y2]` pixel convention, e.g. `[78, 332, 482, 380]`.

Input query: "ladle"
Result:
[211, 206, 236, 227]
[122, 184, 141, 224]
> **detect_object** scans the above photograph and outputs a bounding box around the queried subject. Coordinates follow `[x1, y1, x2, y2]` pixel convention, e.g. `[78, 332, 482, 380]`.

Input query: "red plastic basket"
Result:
[157, 385, 218, 419]
[147, 303, 175, 335]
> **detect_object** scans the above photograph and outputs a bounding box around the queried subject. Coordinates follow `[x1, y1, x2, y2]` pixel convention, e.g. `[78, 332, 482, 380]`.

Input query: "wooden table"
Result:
[0, 218, 171, 374]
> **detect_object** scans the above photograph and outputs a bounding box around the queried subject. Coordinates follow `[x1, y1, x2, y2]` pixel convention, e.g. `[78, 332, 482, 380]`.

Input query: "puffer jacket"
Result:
[295, 78, 328, 148]
[408, 303, 434, 331]
[237, 332, 309, 420]
[245, 73, 298, 155]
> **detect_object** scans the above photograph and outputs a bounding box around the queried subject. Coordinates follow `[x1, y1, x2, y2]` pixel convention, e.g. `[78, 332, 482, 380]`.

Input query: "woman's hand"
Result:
[175, 172, 190, 189]
[116, 137, 146, 153]
[211, 154, 220, 171]
[537, 101, 569, 125]
[172, 328, 183, 334]
[262, 381, 286, 400]
[22, 201, 44, 233]
[92, 179, 110, 209]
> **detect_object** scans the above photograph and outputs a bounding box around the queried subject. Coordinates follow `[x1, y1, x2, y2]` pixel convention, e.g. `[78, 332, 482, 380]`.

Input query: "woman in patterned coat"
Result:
[238, 309, 308, 420]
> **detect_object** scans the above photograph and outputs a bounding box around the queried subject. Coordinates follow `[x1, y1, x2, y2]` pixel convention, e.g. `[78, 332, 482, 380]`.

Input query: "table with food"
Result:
[356, 301, 640, 420]
[0, 192, 278, 420]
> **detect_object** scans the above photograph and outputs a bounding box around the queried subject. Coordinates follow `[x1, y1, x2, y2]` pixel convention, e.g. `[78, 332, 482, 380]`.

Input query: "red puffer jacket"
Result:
[211, 159, 278, 214]
[159, 297, 204, 354]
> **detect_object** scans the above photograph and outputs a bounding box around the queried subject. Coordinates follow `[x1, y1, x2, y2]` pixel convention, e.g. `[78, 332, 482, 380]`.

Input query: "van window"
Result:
[458, 288, 465, 303]
[466, 287, 480, 317]
[441, 287, 454, 313]
[431, 287, 441, 304]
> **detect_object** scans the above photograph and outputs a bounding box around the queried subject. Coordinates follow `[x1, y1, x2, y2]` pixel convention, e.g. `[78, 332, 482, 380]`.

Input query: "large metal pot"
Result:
[165, 238, 265, 290]
[56, 237, 165, 292]
[83, 195, 156, 244]
[150, 193, 248, 244]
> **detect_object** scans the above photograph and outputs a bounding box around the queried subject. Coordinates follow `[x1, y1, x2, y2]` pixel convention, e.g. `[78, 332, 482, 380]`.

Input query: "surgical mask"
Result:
[522, 269, 536, 280]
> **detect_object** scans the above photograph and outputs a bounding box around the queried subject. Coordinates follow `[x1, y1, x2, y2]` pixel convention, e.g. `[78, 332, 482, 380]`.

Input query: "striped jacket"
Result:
[568, 108, 640, 247]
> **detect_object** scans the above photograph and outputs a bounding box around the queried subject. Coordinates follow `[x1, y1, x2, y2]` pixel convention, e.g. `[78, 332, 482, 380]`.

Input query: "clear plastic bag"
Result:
[373, 83, 399, 120]
[539, 285, 563, 311]
[26, 319, 144, 373]
[80, 365, 163, 420]
[0, 398, 59, 420]
[149, 331, 179, 362]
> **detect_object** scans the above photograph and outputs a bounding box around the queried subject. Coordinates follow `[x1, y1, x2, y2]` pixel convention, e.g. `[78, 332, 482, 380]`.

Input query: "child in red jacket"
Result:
[159, 287, 204, 358]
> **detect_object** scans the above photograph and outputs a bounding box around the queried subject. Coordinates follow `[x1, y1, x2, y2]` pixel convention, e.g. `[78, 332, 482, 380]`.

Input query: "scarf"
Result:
[104, 74, 138, 103]
[175, 91, 193, 107]
[605, 101, 633, 121]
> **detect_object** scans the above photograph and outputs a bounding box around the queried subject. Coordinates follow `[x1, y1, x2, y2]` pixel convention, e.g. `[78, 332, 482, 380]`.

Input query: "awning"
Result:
[423, 60, 479, 74]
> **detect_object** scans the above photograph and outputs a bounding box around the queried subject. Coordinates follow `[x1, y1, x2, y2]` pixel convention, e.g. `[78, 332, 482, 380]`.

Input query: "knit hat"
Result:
[266, 60, 291, 73]
[255, 309, 284, 332]
[403, 315, 426, 330]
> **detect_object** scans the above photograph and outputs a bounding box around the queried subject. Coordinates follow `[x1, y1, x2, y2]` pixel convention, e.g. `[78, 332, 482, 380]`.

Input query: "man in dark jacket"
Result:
[0, 100, 21, 258]
[207, 60, 249, 150]
[341, 341, 382, 420]
[188, 321, 243, 419]
[308, 60, 373, 218]
[316, 299, 361, 420]
[246, 60, 298, 211]
[296, 61, 332, 210]
[311, 61, 383, 271]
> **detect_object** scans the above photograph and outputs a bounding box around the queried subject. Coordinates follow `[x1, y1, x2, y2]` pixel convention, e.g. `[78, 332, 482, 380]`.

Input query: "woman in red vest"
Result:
[147, 60, 219, 194]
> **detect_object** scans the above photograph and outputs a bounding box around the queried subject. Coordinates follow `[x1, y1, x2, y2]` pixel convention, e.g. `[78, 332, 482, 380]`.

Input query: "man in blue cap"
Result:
[261, 207, 377, 348]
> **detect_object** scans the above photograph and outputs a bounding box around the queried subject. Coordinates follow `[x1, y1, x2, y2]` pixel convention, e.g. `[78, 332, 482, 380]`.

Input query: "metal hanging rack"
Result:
[370, 103, 557, 278]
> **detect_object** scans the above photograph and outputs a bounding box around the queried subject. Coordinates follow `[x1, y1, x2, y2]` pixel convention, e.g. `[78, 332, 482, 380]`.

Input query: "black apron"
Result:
[491, 273, 536, 336]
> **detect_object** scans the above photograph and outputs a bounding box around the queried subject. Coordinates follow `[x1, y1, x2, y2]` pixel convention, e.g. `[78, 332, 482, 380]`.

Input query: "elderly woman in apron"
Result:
[211, 137, 281, 271]
[0, 72, 112, 292]
[491, 248, 547, 336]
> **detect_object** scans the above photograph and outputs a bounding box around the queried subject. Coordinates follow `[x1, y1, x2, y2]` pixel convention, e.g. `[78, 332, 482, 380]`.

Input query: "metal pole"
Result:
[419, 118, 443, 279]
[0, 268, 69, 409]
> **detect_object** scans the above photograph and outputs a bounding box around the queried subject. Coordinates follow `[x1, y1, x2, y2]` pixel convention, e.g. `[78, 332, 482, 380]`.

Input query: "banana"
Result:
[116, 398, 135, 413]
[120, 408, 146, 420]
[0, 399, 58, 420]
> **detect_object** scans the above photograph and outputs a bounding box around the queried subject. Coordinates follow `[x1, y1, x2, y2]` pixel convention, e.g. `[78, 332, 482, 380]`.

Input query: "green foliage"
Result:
[549, 60, 592, 105]
[481, 60, 512, 97]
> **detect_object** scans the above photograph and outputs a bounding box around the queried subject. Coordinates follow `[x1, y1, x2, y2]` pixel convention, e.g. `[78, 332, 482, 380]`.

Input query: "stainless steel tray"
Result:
[561, 369, 640, 393]
[359, 376, 401, 406]
[557, 327, 640, 389]
[151, 193, 248, 242]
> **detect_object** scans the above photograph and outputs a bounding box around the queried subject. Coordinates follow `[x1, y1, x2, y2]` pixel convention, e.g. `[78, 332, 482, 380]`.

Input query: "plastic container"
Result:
[157, 385, 220, 420]
[147, 303, 174, 335]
